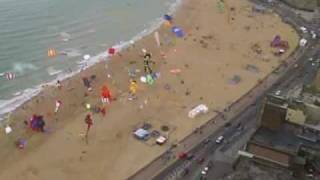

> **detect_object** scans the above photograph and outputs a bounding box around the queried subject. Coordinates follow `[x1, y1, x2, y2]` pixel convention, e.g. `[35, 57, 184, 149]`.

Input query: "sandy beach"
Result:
[0, 0, 299, 180]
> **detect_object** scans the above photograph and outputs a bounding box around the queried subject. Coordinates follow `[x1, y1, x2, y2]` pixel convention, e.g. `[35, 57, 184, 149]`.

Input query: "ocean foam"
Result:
[12, 62, 38, 74]
[47, 67, 63, 76]
[0, 0, 182, 121]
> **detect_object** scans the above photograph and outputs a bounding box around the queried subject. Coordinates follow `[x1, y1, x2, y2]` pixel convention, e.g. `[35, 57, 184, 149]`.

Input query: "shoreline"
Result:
[0, 0, 182, 121]
[0, 0, 300, 179]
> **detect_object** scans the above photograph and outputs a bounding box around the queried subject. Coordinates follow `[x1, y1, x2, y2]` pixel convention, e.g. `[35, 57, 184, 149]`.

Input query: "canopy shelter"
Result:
[134, 128, 150, 140]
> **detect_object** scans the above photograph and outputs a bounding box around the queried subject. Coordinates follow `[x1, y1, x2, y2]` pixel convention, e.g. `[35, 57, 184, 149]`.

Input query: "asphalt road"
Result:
[150, 1, 320, 180]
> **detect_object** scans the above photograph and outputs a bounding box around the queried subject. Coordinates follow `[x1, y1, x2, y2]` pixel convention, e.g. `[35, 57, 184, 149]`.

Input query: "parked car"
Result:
[178, 152, 188, 159]
[275, 90, 281, 96]
[215, 136, 224, 144]
[200, 166, 210, 179]
[300, 26, 308, 33]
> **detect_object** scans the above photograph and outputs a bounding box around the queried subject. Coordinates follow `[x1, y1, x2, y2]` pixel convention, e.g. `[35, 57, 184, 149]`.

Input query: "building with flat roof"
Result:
[240, 96, 320, 177]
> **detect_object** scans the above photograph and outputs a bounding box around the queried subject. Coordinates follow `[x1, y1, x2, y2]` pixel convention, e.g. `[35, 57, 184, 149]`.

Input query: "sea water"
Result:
[0, 0, 179, 120]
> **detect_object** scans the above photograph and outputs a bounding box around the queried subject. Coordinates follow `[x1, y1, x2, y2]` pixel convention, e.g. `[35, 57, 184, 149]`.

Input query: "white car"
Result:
[300, 26, 308, 33]
[215, 136, 224, 144]
[201, 167, 209, 175]
[299, 38, 307, 47]
[201, 170, 207, 175]
[275, 90, 281, 96]
[310, 31, 317, 39]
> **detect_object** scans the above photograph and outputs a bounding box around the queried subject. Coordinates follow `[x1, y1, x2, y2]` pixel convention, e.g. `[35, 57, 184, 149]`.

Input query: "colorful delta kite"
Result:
[171, 26, 184, 38]
[48, 48, 57, 57]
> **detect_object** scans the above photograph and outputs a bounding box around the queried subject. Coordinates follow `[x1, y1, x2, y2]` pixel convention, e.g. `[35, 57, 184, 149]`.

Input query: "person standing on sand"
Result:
[143, 50, 155, 74]
[129, 79, 138, 100]
[56, 80, 62, 89]
[55, 100, 62, 113]
[82, 77, 92, 91]
[85, 114, 93, 137]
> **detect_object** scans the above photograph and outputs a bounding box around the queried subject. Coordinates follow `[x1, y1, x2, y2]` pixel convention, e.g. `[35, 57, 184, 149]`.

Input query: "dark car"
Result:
[178, 152, 188, 159]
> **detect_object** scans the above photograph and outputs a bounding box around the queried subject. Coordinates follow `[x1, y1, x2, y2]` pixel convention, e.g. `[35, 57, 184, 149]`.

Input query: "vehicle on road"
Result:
[199, 166, 210, 180]
[275, 90, 281, 96]
[201, 167, 209, 175]
[300, 26, 308, 33]
[310, 31, 317, 39]
[215, 136, 224, 144]
[178, 152, 188, 159]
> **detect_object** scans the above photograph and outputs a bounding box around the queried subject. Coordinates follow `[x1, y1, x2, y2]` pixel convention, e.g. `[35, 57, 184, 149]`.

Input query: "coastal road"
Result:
[128, 1, 319, 180]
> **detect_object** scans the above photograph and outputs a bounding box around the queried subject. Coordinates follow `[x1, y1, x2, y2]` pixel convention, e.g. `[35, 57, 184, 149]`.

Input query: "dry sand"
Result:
[0, 0, 299, 180]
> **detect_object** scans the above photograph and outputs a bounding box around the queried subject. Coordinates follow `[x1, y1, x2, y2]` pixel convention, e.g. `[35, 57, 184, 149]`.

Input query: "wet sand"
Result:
[0, 0, 299, 180]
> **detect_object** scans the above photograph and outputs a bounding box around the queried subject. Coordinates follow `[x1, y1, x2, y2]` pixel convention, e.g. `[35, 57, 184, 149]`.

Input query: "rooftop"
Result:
[286, 108, 306, 125]
[251, 124, 320, 155]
